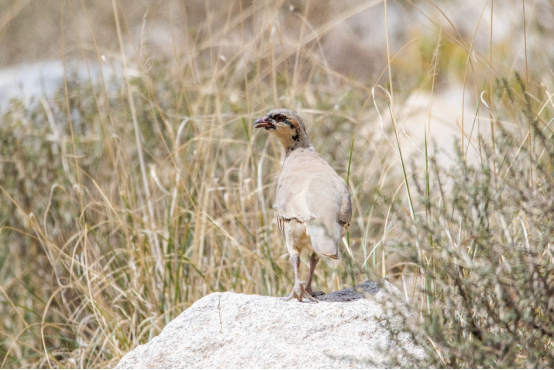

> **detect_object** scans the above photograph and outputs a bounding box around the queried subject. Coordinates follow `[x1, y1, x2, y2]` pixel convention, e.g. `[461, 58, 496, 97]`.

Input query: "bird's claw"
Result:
[282, 281, 318, 303]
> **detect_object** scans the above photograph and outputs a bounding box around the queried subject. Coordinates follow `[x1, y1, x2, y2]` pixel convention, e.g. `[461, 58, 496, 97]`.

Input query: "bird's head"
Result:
[254, 108, 311, 153]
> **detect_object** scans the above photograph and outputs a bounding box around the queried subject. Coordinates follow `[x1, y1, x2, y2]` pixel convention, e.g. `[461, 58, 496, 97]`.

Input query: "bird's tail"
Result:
[307, 221, 343, 259]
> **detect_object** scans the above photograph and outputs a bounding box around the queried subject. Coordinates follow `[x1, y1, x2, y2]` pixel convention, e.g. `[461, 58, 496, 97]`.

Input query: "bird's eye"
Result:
[275, 114, 286, 122]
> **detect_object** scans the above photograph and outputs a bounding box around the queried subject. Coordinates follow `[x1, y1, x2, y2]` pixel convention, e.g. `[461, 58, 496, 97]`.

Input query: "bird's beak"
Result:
[254, 116, 275, 129]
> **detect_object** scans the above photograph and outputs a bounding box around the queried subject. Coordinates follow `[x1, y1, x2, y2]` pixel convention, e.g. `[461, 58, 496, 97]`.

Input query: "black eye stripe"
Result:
[272, 114, 295, 127]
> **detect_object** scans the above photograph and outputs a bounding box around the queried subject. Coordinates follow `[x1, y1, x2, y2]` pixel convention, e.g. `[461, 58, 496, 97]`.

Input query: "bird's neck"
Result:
[282, 135, 312, 157]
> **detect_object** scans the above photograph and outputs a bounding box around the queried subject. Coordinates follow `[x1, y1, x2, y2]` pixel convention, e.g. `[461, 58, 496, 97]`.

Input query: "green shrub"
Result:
[387, 78, 554, 368]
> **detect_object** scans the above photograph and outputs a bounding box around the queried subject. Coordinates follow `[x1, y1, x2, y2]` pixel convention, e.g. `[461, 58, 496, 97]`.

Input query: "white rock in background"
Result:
[115, 281, 424, 369]
[0, 61, 72, 106]
[0, 60, 117, 108]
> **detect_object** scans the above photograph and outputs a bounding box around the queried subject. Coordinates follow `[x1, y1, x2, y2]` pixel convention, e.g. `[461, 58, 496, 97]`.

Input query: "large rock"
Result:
[115, 281, 424, 369]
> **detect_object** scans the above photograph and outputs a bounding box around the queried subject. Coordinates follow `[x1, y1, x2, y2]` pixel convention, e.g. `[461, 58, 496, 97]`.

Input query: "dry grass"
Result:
[1, 0, 554, 368]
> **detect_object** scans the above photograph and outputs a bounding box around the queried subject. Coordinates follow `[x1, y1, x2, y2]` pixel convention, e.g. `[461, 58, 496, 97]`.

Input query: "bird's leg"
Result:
[283, 254, 317, 302]
[304, 252, 318, 295]
[304, 252, 325, 297]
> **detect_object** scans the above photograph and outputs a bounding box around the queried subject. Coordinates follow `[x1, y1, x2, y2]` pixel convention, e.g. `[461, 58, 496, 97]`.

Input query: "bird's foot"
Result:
[282, 281, 318, 303]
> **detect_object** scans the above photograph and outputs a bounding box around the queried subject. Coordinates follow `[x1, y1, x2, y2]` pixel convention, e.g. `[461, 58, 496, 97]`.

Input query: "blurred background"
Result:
[1, 0, 553, 368]
[2, 0, 551, 162]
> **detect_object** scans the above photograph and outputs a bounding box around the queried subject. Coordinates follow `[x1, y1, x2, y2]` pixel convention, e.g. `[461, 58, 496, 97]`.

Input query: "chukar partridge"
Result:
[254, 109, 352, 302]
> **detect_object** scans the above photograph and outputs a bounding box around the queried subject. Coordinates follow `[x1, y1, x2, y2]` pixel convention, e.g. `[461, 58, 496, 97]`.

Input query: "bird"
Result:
[254, 108, 352, 302]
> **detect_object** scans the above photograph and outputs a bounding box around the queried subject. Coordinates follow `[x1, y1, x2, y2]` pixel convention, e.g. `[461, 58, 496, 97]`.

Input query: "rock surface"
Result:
[115, 281, 423, 369]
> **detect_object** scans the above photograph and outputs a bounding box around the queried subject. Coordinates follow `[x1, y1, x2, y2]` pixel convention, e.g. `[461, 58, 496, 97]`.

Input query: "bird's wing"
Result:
[275, 155, 313, 237]
[276, 150, 352, 257]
